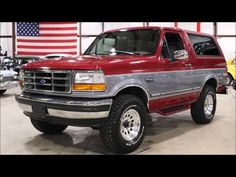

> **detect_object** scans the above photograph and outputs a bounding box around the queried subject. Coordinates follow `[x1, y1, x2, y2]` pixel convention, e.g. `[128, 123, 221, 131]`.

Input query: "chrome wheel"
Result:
[204, 93, 214, 118]
[120, 108, 141, 142]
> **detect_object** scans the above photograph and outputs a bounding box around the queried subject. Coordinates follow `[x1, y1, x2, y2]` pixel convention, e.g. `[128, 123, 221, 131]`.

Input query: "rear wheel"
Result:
[30, 118, 67, 135]
[0, 90, 7, 95]
[99, 94, 147, 154]
[191, 85, 216, 124]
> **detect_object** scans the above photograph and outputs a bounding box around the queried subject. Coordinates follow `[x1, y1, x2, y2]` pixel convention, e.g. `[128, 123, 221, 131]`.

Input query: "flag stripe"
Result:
[40, 33, 78, 37]
[40, 24, 77, 28]
[40, 30, 78, 34]
[39, 27, 77, 30]
[17, 39, 77, 43]
[40, 22, 76, 24]
[17, 51, 77, 55]
[17, 45, 77, 49]
[17, 42, 77, 46]
[17, 36, 77, 40]
[18, 48, 77, 52]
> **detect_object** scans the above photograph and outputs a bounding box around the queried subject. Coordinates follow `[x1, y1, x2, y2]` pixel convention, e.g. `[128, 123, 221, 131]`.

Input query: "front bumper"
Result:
[0, 81, 18, 90]
[15, 93, 112, 126]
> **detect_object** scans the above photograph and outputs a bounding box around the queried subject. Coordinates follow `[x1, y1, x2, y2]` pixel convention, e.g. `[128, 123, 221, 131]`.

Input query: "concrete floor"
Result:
[0, 87, 235, 154]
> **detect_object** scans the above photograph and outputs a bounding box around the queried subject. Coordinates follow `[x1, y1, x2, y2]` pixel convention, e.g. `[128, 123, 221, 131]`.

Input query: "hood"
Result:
[22, 55, 156, 75]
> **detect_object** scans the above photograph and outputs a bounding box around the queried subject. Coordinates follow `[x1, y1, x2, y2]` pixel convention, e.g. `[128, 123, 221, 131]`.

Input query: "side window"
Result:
[161, 32, 184, 59]
[188, 34, 221, 56]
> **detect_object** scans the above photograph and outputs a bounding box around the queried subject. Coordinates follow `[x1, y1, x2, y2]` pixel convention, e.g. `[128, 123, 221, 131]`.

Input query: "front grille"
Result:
[23, 70, 71, 93]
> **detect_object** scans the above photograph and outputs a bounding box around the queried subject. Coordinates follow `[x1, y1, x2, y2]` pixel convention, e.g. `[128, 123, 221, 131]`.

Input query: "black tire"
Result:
[91, 126, 100, 130]
[0, 90, 7, 95]
[226, 74, 233, 86]
[30, 118, 67, 135]
[99, 94, 147, 154]
[191, 85, 216, 124]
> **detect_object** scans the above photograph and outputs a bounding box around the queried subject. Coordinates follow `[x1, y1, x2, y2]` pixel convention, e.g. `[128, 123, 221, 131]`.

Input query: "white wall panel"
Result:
[201, 22, 214, 35]
[217, 22, 236, 35]
[0, 22, 12, 35]
[81, 22, 102, 35]
[104, 22, 143, 31]
[0, 38, 13, 57]
[177, 22, 197, 31]
[217, 37, 236, 60]
[149, 22, 174, 27]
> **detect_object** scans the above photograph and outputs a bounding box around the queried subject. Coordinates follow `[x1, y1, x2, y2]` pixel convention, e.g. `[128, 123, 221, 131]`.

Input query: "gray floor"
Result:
[1, 87, 235, 154]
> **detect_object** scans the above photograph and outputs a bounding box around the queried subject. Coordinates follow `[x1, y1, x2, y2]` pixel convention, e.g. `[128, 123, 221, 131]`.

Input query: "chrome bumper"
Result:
[0, 81, 18, 90]
[16, 93, 112, 119]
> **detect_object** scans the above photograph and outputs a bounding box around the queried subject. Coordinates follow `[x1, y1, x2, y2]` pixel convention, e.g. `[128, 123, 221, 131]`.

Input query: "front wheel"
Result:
[191, 85, 216, 124]
[30, 118, 67, 135]
[99, 94, 147, 154]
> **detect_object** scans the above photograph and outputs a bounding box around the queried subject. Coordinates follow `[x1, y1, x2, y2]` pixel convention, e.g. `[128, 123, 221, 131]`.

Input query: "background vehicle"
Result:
[226, 57, 236, 85]
[13, 56, 42, 75]
[0, 69, 18, 95]
[1, 57, 14, 70]
[16, 27, 227, 154]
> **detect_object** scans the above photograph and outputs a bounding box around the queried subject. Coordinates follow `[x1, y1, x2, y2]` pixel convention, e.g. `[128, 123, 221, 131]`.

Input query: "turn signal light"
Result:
[73, 83, 106, 91]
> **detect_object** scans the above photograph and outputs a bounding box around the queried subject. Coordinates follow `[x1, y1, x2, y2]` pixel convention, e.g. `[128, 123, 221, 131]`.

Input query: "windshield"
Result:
[84, 29, 160, 56]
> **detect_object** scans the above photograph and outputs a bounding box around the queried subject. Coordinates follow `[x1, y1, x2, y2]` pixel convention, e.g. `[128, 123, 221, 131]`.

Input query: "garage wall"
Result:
[0, 22, 13, 57]
[217, 22, 236, 60]
[0, 22, 235, 60]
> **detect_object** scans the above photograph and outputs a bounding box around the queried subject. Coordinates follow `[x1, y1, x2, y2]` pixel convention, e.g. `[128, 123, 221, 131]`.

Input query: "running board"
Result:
[158, 104, 190, 116]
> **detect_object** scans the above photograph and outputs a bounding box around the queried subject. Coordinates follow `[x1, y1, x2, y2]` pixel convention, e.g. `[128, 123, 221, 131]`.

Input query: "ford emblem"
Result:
[39, 79, 46, 84]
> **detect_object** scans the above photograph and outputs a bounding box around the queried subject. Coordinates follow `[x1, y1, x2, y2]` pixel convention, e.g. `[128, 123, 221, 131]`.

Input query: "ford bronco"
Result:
[16, 27, 227, 153]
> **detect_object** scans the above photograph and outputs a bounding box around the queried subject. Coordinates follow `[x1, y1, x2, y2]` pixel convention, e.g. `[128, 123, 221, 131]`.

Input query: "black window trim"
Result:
[160, 31, 186, 61]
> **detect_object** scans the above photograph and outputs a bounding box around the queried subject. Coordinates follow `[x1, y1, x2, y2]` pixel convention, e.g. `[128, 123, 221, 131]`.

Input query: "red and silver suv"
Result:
[16, 27, 227, 153]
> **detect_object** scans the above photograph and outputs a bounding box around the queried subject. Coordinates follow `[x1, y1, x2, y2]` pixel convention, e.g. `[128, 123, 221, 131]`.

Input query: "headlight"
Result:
[73, 70, 106, 91]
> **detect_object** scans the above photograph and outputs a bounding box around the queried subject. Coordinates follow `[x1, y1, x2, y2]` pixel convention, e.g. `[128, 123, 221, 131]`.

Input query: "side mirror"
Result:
[174, 49, 189, 60]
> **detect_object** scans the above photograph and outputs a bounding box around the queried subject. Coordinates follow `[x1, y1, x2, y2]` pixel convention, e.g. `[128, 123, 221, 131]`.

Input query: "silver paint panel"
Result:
[22, 68, 226, 101]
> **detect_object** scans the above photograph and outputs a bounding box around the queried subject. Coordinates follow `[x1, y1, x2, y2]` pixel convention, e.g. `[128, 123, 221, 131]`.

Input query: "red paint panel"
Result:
[148, 91, 199, 114]
[174, 22, 178, 27]
[197, 22, 201, 32]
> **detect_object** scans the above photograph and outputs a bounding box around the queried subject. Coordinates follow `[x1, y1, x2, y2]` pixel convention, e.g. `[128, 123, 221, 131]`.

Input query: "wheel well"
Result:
[204, 78, 217, 90]
[116, 86, 148, 109]
[227, 72, 233, 79]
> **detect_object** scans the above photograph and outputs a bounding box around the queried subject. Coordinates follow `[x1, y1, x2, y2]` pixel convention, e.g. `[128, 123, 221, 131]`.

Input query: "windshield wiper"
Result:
[113, 50, 134, 55]
[133, 51, 152, 55]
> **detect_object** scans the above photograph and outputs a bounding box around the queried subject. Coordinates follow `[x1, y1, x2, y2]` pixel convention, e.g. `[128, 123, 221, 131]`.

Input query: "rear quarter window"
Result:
[187, 33, 221, 56]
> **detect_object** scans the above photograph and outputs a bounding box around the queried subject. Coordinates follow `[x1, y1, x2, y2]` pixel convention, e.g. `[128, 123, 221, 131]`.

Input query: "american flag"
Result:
[16, 22, 78, 56]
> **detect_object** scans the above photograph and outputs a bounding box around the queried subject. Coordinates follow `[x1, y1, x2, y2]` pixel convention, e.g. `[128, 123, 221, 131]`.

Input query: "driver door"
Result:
[153, 30, 193, 107]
